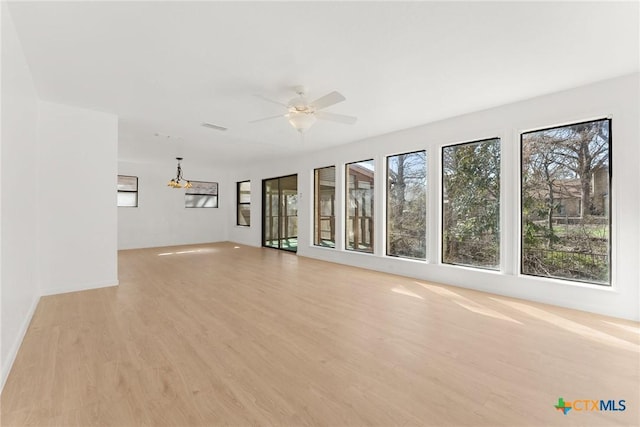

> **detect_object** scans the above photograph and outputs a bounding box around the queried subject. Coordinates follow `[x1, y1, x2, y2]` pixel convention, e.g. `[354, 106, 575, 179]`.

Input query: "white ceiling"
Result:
[8, 1, 639, 167]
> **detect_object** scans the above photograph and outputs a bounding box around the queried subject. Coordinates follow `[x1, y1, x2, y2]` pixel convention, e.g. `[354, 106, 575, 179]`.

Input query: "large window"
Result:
[237, 181, 251, 226]
[387, 151, 427, 259]
[185, 181, 218, 208]
[346, 160, 374, 253]
[117, 175, 138, 207]
[521, 118, 611, 285]
[442, 138, 500, 269]
[314, 166, 336, 247]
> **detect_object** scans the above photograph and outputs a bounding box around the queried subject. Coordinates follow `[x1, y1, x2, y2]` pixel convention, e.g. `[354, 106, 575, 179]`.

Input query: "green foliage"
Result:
[523, 221, 540, 247]
[443, 139, 500, 267]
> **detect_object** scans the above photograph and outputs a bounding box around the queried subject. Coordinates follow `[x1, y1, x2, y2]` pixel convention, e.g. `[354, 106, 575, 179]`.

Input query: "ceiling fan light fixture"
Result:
[251, 86, 356, 134]
[288, 112, 316, 133]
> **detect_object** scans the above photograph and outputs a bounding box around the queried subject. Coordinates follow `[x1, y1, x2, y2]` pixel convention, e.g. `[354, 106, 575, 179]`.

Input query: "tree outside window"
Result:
[521, 119, 611, 285]
[442, 138, 500, 269]
[387, 151, 427, 260]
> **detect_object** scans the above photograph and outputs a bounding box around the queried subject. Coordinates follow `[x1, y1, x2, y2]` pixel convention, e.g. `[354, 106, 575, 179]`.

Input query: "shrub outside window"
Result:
[442, 138, 501, 269]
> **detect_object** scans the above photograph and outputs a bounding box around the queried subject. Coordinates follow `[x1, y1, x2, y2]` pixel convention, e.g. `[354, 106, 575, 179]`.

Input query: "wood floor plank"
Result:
[2, 242, 638, 426]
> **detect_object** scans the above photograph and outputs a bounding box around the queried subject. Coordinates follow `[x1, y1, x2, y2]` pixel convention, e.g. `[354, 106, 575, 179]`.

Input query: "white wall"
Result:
[228, 74, 640, 321]
[118, 160, 229, 249]
[0, 3, 41, 389]
[37, 101, 118, 295]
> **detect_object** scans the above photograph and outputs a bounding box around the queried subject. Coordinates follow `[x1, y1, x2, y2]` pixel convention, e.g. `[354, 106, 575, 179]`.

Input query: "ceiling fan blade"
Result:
[311, 91, 346, 110]
[249, 114, 287, 123]
[254, 94, 288, 108]
[315, 111, 357, 124]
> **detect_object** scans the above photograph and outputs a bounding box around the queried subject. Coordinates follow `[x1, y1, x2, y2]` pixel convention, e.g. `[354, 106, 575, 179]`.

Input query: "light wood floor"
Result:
[2, 242, 639, 426]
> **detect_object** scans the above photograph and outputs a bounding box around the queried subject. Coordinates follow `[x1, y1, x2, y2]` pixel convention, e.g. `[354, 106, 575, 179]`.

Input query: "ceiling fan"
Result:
[251, 86, 357, 134]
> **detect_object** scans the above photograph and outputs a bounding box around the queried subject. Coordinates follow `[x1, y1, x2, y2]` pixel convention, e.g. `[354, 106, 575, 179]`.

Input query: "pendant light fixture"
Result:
[167, 157, 193, 188]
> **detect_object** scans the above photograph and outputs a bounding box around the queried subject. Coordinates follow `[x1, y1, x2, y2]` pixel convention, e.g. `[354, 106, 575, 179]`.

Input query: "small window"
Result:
[117, 175, 138, 207]
[186, 181, 218, 208]
[237, 181, 251, 226]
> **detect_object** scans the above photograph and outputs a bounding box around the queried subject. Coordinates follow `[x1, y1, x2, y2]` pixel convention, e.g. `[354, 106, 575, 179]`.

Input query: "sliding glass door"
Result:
[263, 174, 298, 252]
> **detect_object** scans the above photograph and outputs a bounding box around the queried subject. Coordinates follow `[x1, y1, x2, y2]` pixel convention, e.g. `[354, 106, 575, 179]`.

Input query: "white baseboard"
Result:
[1, 294, 40, 393]
[40, 279, 119, 297]
[1, 280, 119, 394]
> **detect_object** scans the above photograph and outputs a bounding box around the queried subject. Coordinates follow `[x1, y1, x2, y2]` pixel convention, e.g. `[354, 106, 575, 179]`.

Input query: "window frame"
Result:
[262, 174, 298, 252]
[236, 180, 251, 226]
[519, 117, 612, 286]
[385, 150, 427, 260]
[441, 137, 501, 270]
[117, 175, 139, 208]
[185, 180, 219, 208]
[313, 165, 337, 248]
[345, 159, 375, 254]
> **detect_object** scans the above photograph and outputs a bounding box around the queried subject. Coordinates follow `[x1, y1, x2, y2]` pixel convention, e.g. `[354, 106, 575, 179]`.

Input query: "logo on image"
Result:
[554, 397, 626, 415]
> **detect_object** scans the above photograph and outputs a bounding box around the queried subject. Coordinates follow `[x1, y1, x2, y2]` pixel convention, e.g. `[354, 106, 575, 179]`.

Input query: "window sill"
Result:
[517, 272, 617, 293]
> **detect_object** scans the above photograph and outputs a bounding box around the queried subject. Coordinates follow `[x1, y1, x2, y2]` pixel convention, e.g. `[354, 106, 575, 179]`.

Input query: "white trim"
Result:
[428, 142, 439, 264]
[1, 295, 40, 393]
[382, 254, 428, 265]
[374, 154, 384, 256]
[308, 244, 337, 252]
[308, 167, 316, 248]
[40, 279, 119, 297]
[437, 262, 503, 275]
[515, 272, 618, 292]
[335, 162, 345, 252]
[497, 131, 511, 276]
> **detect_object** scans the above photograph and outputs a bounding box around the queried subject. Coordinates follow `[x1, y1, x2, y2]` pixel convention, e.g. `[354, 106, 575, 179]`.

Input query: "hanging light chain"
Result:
[168, 157, 193, 188]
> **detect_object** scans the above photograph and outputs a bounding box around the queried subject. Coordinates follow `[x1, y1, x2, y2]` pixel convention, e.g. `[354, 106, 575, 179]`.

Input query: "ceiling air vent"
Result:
[201, 122, 228, 131]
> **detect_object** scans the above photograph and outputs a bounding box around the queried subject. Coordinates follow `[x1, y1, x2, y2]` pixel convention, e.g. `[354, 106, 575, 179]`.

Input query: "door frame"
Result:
[262, 174, 298, 253]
